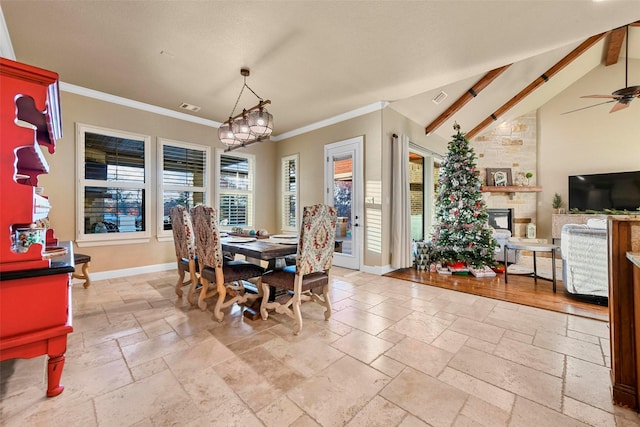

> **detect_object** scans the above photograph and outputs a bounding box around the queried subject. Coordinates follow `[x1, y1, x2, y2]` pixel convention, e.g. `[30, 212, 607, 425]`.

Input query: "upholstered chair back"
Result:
[296, 204, 338, 276]
[190, 205, 224, 269]
[170, 205, 196, 261]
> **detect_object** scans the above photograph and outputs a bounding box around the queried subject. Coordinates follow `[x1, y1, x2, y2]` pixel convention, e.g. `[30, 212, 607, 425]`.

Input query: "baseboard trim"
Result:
[82, 262, 394, 283]
[79, 262, 176, 283]
[360, 264, 394, 275]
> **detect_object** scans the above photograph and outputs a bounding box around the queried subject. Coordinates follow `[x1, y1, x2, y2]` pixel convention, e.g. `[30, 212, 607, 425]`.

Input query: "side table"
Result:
[504, 242, 560, 292]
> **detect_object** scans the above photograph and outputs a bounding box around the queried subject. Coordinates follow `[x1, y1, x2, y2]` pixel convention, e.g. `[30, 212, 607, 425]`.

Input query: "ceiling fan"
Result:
[564, 25, 640, 114]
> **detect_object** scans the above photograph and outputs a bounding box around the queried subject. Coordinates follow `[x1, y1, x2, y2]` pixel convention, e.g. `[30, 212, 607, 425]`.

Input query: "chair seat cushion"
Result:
[74, 253, 91, 264]
[201, 260, 265, 284]
[178, 256, 199, 271]
[262, 265, 328, 292]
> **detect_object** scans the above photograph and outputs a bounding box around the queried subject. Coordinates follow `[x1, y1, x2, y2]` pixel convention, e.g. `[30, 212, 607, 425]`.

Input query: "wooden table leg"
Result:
[551, 248, 557, 293]
[504, 246, 509, 283]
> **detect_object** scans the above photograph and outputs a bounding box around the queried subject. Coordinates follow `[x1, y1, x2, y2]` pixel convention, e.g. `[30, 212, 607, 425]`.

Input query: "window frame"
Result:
[156, 137, 211, 241]
[214, 148, 255, 230]
[281, 154, 299, 233]
[75, 123, 151, 247]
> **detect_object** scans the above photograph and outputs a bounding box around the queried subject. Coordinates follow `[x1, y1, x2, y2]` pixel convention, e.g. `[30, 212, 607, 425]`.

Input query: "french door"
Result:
[324, 136, 363, 270]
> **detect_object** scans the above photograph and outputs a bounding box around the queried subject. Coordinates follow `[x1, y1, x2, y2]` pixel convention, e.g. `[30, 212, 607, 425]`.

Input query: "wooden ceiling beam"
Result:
[465, 31, 609, 140]
[425, 65, 511, 135]
[606, 27, 626, 66]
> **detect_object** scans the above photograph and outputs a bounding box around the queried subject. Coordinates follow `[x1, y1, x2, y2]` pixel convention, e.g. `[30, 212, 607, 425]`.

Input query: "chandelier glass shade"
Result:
[218, 122, 235, 146]
[248, 107, 273, 137]
[232, 115, 253, 142]
[217, 68, 273, 150]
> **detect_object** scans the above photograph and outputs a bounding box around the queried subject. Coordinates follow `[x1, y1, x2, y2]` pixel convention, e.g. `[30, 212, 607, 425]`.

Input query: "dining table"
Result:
[221, 234, 298, 319]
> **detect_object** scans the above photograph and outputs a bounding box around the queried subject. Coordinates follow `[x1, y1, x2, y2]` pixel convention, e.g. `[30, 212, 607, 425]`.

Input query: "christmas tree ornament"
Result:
[430, 123, 497, 268]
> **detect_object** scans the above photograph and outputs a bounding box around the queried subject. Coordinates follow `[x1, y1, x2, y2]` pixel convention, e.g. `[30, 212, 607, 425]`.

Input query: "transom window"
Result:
[76, 123, 151, 246]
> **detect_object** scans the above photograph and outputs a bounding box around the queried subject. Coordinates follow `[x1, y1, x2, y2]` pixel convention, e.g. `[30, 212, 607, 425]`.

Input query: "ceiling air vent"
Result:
[432, 91, 448, 105]
[179, 102, 201, 112]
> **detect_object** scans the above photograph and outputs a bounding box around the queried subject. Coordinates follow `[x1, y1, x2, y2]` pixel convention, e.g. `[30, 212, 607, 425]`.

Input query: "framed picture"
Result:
[486, 168, 512, 186]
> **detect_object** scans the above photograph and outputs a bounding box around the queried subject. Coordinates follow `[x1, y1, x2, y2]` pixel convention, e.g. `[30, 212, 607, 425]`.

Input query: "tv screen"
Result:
[569, 171, 640, 211]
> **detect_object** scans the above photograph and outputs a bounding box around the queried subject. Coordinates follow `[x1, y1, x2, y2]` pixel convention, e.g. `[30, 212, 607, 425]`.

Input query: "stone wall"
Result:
[472, 112, 538, 238]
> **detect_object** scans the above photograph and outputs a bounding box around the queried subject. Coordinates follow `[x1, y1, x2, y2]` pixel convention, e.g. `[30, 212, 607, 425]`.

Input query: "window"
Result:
[76, 123, 151, 246]
[409, 145, 441, 241]
[215, 149, 255, 228]
[281, 154, 298, 232]
[157, 138, 210, 240]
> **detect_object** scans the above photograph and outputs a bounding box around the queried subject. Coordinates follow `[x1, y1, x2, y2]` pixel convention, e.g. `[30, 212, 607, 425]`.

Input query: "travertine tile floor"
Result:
[2, 267, 640, 426]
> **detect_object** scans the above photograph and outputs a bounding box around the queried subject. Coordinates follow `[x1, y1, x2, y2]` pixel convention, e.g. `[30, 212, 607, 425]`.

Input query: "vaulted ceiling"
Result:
[1, 1, 639, 143]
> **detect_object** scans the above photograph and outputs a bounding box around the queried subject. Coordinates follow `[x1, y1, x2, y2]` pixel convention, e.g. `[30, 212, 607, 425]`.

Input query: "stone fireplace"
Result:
[473, 112, 538, 238]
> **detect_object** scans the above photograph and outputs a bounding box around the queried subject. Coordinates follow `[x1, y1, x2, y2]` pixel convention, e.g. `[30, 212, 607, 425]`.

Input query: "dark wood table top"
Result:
[221, 237, 298, 320]
[221, 237, 297, 261]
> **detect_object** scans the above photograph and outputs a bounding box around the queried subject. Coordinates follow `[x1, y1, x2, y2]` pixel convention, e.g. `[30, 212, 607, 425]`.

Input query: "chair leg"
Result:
[322, 283, 332, 320]
[197, 273, 211, 311]
[80, 262, 91, 289]
[175, 262, 186, 297]
[292, 274, 304, 335]
[292, 292, 302, 335]
[213, 280, 227, 322]
[186, 260, 199, 306]
[72, 261, 92, 289]
[260, 281, 271, 320]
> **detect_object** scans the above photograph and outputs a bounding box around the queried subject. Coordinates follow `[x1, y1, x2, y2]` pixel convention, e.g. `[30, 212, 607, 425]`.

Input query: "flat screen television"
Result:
[569, 171, 640, 211]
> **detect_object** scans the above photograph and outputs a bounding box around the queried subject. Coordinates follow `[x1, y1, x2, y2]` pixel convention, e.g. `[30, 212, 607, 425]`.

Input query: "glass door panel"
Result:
[332, 153, 353, 255]
[325, 137, 362, 270]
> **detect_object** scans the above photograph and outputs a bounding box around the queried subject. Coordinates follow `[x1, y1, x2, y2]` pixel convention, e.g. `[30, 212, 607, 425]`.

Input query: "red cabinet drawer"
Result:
[0, 273, 69, 338]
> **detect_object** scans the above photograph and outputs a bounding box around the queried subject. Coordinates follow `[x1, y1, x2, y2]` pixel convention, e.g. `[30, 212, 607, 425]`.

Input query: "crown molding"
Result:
[271, 101, 390, 141]
[62, 81, 389, 140]
[59, 82, 221, 127]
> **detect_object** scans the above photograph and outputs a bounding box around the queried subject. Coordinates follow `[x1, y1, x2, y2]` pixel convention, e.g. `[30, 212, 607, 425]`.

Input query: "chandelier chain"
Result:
[228, 76, 264, 119]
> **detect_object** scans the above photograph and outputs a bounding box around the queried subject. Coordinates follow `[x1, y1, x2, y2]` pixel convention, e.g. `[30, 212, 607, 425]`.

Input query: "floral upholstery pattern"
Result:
[296, 204, 338, 276]
[261, 204, 337, 334]
[170, 205, 196, 261]
[189, 204, 264, 320]
[190, 205, 224, 269]
[169, 205, 198, 298]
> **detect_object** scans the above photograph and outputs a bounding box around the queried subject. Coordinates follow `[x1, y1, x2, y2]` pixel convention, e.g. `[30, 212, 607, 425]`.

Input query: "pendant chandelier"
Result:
[217, 68, 273, 151]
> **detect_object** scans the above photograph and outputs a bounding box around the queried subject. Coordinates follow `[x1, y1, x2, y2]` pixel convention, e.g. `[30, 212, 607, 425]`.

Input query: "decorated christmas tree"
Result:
[430, 123, 496, 268]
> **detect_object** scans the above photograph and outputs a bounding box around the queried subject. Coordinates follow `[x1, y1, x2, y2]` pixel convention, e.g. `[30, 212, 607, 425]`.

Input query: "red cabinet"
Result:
[0, 57, 73, 397]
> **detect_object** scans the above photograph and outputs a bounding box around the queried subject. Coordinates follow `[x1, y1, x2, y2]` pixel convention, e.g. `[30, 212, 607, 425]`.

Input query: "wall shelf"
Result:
[481, 186, 542, 199]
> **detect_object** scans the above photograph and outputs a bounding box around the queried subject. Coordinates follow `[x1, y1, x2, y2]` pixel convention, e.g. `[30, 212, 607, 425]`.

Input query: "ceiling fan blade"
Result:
[581, 95, 618, 99]
[561, 100, 617, 115]
[610, 101, 630, 113]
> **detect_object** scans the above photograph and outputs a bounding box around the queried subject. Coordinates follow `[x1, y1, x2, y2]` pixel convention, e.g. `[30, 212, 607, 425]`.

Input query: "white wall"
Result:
[537, 59, 640, 239]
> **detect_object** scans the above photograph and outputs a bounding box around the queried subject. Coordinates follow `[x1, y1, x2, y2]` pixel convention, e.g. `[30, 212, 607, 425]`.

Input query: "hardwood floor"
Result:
[385, 268, 608, 322]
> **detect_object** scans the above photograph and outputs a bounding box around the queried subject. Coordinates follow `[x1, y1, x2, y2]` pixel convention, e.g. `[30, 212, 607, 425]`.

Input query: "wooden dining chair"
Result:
[169, 205, 199, 302]
[260, 204, 337, 335]
[190, 205, 265, 322]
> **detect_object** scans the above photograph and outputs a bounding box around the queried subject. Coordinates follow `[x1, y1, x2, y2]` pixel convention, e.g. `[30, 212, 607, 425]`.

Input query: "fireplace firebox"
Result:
[487, 208, 514, 233]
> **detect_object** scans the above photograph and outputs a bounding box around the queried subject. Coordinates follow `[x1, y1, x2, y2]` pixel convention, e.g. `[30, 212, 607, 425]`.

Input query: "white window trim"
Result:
[281, 153, 299, 233]
[156, 137, 211, 242]
[214, 148, 255, 229]
[76, 123, 151, 247]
